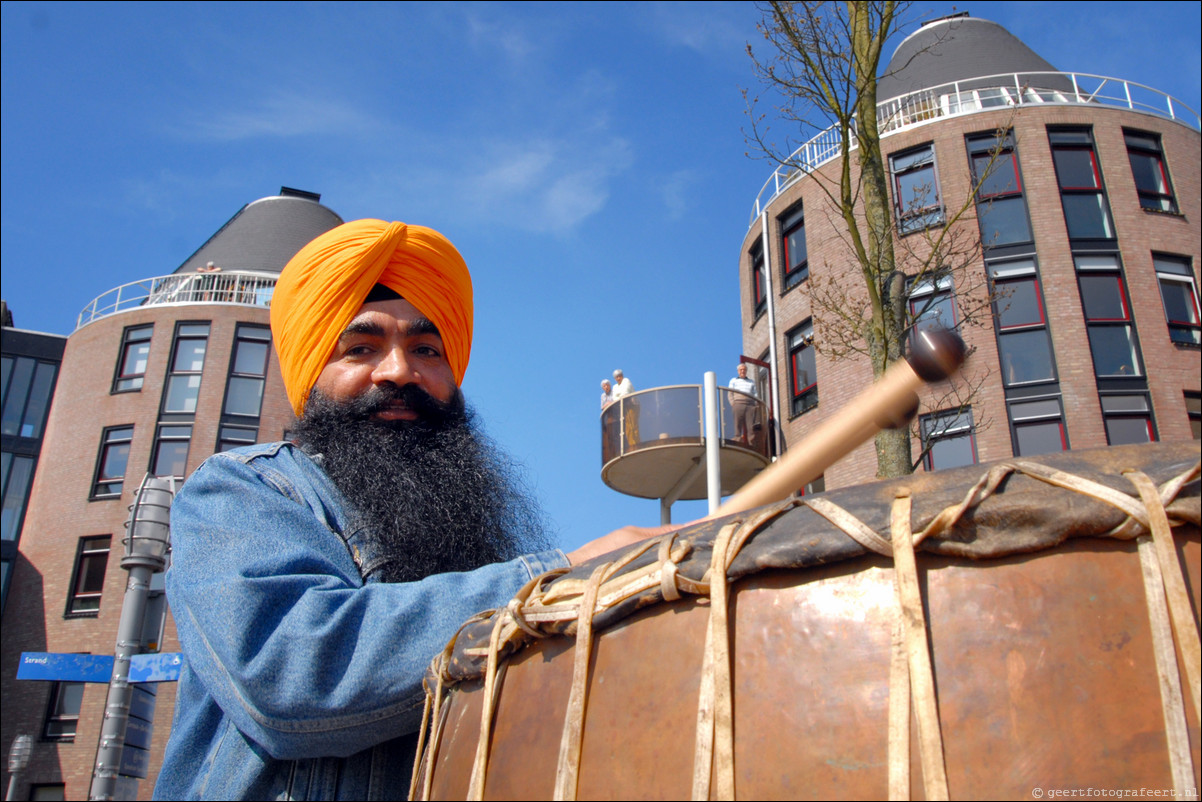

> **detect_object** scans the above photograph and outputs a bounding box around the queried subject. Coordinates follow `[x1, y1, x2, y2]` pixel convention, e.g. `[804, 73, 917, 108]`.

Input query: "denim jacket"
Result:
[154, 442, 569, 800]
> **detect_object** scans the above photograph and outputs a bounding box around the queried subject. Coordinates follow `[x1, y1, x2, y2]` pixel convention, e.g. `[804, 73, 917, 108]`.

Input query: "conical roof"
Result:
[877, 14, 1067, 103]
[174, 188, 343, 275]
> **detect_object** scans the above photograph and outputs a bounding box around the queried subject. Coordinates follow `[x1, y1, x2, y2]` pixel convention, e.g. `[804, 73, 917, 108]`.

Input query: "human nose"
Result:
[371, 345, 420, 387]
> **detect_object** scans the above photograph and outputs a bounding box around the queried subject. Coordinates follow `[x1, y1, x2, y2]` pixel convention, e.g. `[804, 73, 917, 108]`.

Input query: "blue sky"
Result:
[3, 1, 1199, 550]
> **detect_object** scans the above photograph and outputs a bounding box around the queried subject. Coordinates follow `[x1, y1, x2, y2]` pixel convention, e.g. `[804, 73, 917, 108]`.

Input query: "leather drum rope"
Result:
[410, 442, 1201, 801]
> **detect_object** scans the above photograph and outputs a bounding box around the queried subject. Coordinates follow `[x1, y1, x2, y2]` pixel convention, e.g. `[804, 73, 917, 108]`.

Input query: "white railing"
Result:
[76, 271, 279, 330]
[748, 71, 1201, 226]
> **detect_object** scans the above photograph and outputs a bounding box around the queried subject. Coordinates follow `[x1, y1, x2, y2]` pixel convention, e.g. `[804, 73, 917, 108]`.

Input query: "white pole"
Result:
[703, 372, 721, 515]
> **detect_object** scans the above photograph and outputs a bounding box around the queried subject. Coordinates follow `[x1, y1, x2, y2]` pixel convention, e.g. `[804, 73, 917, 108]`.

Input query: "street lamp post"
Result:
[6, 734, 32, 802]
[89, 475, 173, 802]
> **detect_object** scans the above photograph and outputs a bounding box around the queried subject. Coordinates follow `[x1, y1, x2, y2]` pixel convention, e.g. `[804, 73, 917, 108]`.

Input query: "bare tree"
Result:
[745, 0, 1001, 478]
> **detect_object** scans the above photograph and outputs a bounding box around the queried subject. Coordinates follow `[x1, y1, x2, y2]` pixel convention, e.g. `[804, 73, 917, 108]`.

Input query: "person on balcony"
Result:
[612, 369, 639, 447]
[729, 362, 758, 446]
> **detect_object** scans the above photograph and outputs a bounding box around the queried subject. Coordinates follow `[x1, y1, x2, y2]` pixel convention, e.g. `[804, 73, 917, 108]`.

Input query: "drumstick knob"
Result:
[907, 327, 967, 382]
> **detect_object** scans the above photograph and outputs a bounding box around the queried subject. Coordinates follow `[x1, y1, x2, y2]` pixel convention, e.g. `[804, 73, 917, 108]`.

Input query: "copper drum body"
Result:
[415, 443, 1202, 800]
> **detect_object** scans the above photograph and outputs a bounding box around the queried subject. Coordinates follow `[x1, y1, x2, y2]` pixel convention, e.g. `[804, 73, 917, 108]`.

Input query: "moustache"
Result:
[346, 383, 464, 426]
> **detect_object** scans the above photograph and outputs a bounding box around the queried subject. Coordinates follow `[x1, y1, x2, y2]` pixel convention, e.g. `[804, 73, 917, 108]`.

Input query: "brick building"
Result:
[0, 189, 342, 800]
[739, 15, 1201, 491]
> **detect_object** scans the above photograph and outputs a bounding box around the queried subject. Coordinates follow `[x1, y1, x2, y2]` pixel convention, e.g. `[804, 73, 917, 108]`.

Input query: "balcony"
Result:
[601, 385, 770, 501]
[76, 271, 279, 330]
[749, 70, 1201, 226]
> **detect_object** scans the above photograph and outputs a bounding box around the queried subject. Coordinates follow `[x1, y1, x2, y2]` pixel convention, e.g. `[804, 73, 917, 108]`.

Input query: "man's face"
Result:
[737, 364, 747, 378]
[602, 381, 611, 393]
[313, 299, 457, 420]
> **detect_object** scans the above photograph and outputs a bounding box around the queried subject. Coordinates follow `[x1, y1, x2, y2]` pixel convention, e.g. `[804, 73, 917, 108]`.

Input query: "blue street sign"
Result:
[119, 744, 150, 779]
[124, 715, 154, 751]
[129, 684, 157, 720]
[128, 652, 183, 682]
[17, 652, 182, 683]
[17, 653, 112, 683]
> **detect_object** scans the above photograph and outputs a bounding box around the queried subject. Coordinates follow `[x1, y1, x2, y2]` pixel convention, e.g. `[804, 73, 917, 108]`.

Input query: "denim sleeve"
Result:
[166, 452, 569, 761]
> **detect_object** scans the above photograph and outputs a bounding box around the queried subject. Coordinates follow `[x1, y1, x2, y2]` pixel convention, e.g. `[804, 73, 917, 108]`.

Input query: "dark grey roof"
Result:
[878, 15, 1065, 103]
[174, 190, 344, 275]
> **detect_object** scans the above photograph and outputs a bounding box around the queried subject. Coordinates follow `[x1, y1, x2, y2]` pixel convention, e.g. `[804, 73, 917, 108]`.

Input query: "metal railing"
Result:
[76, 271, 279, 330]
[748, 71, 1201, 226]
[600, 385, 769, 466]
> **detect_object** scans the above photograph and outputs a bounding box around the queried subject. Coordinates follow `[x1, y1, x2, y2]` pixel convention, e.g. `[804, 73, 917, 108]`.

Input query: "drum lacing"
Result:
[413, 456, 1201, 801]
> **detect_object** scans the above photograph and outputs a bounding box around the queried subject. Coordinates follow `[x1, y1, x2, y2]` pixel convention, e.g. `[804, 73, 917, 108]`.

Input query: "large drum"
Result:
[412, 443, 1201, 800]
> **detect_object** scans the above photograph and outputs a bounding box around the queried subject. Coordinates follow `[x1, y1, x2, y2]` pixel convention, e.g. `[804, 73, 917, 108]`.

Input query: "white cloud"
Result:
[175, 91, 378, 141]
[660, 169, 697, 220]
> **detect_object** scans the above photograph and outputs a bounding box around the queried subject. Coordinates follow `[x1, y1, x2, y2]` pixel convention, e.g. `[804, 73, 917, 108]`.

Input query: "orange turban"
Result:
[271, 219, 473, 416]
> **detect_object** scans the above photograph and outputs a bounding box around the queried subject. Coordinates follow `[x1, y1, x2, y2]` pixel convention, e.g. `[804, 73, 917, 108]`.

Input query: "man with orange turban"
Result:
[157, 220, 668, 800]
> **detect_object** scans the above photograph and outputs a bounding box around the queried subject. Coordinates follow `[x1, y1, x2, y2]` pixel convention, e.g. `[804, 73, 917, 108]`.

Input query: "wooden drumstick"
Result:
[712, 328, 967, 518]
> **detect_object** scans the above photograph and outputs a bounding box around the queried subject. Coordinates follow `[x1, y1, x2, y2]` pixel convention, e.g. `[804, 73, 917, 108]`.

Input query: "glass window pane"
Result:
[1087, 326, 1142, 376]
[172, 339, 207, 372]
[98, 442, 129, 482]
[233, 341, 269, 376]
[21, 362, 57, 438]
[1159, 278, 1199, 324]
[1, 455, 35, 541]
[998, 330, 1056, 385]
[224, 377, 265, 417]
[1128, 151, 1167, 195]
[1100, 395, 1150, 413]
[76, 552, 108, 595]
[975, 152, 1020, 197]
[1010, 399, 1062, 420]
[1015, 421, 1065, 456]
[1079, 275, 1127, 320]
[995, 279, 1043, 327]
[978, 196, 1031, 246]
[1053, 148, 1099, 188]
[55, 682, 85, 715]
[929, 433, 975, 470]
[153, 439, 190, 478]
[1, 357, 34, 436]
[1106, 417, 1152, 445]
[164, 374, 202, 413]
[1062, 194, 1113, 239]
[897, 165, 938, 212]
[178, 323, 210, 337]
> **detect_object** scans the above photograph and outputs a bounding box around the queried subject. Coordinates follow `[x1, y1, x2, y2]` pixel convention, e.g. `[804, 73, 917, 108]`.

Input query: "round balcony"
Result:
[600, 385, 771, 501]
[76, 271, 279, 331]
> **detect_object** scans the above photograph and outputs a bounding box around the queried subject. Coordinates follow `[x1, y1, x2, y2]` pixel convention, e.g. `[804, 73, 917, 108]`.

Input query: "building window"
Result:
[787, 322, 817, 417]
[112, 324, 153, 393]
[1154, 254, 1200, 346]
[43, 681, 85, 740]
[91, 426, 133, 499]
[66, 535, 110, 616]
[890, 144, 943, 234]
[751, 239, 766, 318]
[967, 131, 1032, 248]
[29, 784, 66, 801]
[1100, 393, 1156, 445]
[217, 425, 258, 454]
[151, 424, 191, 480]
[908, 275, 958, 340]
[1186, 392, 1201, 440]
[920, 409, 977, 471]
[989, 259, 1057, 386]
[223, 325, 271, 418]
[162, 323, 210, 414]
[1125, 130, 1177, 213]
[2, 355, 57, 439]
[1075, 255, 1144, 377]
[1049, 128, 1114, 240]
[779, 203, 808, 290]
[2, 453, 35, 542]
[1008, 396, 1068, 457]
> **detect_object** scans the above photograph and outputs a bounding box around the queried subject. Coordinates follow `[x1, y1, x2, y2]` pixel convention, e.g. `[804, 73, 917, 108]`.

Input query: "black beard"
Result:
[293, 384, 553, 583]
